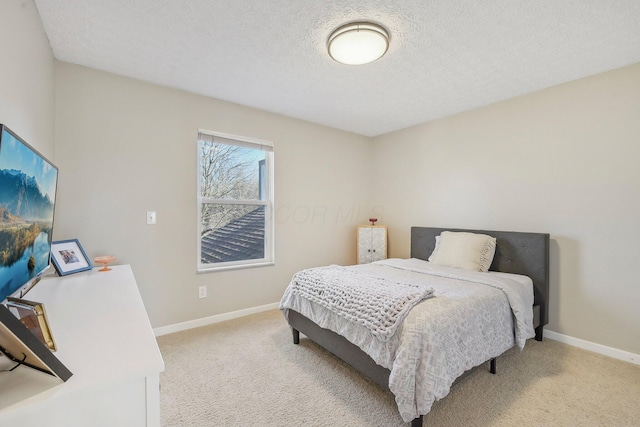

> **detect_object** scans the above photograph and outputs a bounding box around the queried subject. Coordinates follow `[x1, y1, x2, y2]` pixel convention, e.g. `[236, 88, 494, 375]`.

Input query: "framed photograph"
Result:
[0, 304, 72, 381]
[6, 297, 57, 351]
[51, 239, 93, 276]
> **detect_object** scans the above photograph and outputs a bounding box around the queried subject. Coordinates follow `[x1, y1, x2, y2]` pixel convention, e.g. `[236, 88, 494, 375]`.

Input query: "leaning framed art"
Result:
[0, 304, 72, 380]
[50, 239, 93, 276]
[6, 297, 57, 351]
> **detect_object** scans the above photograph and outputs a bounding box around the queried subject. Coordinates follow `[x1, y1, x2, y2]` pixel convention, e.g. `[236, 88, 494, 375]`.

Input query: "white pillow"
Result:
[427, 235, 440, 262]
[428, 231, 496, 272]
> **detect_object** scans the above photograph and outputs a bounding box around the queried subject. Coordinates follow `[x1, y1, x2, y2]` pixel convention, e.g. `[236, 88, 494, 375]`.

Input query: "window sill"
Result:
[197, 261, 274, 274]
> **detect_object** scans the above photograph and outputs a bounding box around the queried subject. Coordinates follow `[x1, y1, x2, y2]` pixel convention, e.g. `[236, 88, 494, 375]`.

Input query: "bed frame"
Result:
[287, 227, 550, 426]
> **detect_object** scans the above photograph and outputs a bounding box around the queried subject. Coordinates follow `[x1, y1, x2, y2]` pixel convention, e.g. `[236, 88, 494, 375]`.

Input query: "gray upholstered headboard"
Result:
[411, 227, 550, 331]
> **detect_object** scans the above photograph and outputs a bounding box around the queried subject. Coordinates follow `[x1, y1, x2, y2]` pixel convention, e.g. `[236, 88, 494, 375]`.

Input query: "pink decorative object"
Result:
[369, 218, 378, 226]
[94, 255, 116, 272]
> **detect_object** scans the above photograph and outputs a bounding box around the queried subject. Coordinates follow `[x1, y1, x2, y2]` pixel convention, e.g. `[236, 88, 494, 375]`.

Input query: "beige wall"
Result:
[53, 62, 374, 328]
[0, 0, 55, 158]
[4, 0, 639, 355]
[372, 63, 640, 354]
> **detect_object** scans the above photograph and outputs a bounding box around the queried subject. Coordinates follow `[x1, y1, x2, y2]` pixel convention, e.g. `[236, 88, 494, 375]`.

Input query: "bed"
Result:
[280, 227, 550, 426]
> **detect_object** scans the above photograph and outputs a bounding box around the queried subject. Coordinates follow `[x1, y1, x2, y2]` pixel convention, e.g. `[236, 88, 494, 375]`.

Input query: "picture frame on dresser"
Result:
[5, 296, 57, 351]
[0, 304, 72, 381]
[50, 239, 93, 276]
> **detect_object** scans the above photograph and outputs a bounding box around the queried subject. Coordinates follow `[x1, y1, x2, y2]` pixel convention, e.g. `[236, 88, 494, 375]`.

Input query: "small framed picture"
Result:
[6, 297, 57, 351]
[51, 239, 93, 276]
[0, 304, 72, 381]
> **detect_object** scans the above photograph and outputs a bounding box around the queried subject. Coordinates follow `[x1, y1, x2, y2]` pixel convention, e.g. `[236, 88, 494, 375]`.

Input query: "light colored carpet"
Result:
[157, 310, 640, 426]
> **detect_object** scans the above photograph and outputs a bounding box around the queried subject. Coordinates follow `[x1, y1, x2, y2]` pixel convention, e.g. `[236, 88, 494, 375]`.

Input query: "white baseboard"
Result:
[153, 302, 280, 337]
[154, 307, 640, 366]
[545, 329, 640, 365]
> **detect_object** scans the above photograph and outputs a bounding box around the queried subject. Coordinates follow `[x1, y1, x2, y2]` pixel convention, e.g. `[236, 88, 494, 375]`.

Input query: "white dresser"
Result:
[357, 225, 388, 264]
[0, 265, 164, 427]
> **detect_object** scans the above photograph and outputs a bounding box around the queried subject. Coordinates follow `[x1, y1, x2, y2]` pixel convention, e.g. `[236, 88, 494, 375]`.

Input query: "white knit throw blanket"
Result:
[290, 265, 435, 341]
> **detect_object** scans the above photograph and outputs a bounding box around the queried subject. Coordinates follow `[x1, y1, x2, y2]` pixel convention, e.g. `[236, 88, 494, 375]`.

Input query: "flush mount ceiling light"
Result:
[327, 22, 389, 65]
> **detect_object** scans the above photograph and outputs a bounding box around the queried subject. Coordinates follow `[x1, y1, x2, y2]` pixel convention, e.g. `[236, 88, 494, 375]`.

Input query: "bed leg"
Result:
[490, 358, 497, 374]
[535, 326, 544, 341]
[291, 327, 300, 344]
[410, 415, 423, 427]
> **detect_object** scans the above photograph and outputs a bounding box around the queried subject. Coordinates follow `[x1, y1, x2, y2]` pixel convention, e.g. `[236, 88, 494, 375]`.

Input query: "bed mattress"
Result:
[280, 258, 535, 422]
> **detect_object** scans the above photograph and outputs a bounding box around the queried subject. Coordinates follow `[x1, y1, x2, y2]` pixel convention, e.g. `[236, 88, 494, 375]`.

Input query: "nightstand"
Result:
[357, 225, 388, 264]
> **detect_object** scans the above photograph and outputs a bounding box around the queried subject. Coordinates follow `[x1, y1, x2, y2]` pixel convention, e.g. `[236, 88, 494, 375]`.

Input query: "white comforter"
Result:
[280, 258, 535, 422]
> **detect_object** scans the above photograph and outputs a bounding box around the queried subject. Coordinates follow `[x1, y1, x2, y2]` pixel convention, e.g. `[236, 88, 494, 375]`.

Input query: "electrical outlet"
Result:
[198, 285, 207, 299]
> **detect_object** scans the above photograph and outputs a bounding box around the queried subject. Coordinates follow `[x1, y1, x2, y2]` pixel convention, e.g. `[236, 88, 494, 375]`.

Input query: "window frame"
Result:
[197, 129, 275, 272]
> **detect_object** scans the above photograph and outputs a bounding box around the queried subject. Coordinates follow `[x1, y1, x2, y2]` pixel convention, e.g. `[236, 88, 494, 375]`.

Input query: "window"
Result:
[197, 130, 274, 271]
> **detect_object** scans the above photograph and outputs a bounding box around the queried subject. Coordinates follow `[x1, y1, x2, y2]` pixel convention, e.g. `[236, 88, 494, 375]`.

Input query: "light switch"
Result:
[146, 211, 157, 225]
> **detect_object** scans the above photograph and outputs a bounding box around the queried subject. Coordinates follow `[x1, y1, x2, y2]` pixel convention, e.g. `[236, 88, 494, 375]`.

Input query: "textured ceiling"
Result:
[34, 0, 640, 137]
